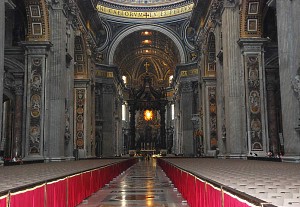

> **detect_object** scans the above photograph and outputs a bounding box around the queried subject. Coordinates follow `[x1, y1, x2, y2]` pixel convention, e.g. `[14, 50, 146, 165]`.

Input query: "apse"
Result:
[113, 30, 181, 88]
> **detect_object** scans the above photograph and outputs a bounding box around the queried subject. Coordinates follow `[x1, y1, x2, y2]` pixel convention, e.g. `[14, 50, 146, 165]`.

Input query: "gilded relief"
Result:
[247, 55, 263, 150]
[30, 73, 42, 91]
[208, 87, 218, 150]
[248, 2, 259, 14]
[29, 5, 41, 17]
[96, 3, 194, 19]
[240, 0, 262, 37]
[30, 125, 40, 143]
[76, 89, 85, 149]
[28, 57, 43, 155]
[249, 90, 260, 114]
[25, 1, 50, 41]
[30, 94, 41, 118]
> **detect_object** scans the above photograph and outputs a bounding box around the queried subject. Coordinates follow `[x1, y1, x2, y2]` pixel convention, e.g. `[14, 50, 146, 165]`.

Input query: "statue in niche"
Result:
[31, 71, 42, 91]
[64, 108, 71, 144]
[186, 26, 196, 45]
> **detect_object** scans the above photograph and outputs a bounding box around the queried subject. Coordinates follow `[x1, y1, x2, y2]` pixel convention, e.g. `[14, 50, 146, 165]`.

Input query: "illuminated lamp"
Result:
[144, 110, 153, 121]
[142, 40, 152, 44]
[141, 31, 152, 36]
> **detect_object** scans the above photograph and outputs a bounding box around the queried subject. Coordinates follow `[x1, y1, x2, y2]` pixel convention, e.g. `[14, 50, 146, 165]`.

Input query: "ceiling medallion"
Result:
[144, 110, 153, 121]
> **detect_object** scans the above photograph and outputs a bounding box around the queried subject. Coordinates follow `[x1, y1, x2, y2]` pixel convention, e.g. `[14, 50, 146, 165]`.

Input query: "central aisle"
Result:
[77, 158, 189, 207]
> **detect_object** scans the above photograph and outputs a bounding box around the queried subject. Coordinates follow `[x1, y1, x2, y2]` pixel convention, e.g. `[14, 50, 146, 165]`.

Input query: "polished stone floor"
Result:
[77, 158, 189, 207]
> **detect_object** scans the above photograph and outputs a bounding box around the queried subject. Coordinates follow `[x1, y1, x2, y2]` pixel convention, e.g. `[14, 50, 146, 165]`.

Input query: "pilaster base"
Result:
[44, 157, 67, 162]
[219, 153, 248, 159]
[78, 149, 87, 159]
[160, 149, 167, 156]
[281, 156, 300, 163]
[22, 155, 45, 163]
[248, 151, 267, 157]
[65, 156, 75, 161]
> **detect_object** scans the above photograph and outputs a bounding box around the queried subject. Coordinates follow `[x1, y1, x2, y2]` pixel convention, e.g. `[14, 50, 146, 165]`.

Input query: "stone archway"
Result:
[4, 58, 25, 160]
[108, 25, 187, 65]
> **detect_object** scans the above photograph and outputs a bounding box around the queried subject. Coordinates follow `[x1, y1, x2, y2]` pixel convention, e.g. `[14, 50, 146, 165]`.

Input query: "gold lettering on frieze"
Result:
[107, 72, 114, 78]
[181, 71, 188, 77]
[180, 69, 198, 77]
[95, 70, 107, 77]
[96, 3, 194, 19]
[188, 69, 198, 76]
[95, 70, 114, 78]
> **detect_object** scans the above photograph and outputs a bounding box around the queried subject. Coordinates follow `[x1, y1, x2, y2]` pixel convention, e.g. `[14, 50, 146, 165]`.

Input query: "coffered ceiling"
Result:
[113, 30, 180, 87]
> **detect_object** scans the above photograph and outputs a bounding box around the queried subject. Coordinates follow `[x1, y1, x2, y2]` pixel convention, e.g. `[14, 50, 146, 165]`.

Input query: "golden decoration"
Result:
[96, 3, 194, 19]
[144, 110, 153, 121]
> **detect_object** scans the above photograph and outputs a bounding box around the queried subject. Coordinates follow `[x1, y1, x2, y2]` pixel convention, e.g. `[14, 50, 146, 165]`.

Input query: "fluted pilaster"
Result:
[12, 80, 24, 159]
[0, 1, 5, 152]
[222, 4, 247, 157]
[45, 2, 67, 160]
[21, 41, 51, 160]
[179, 80, 194, 155]
[277, 0, 300, 159]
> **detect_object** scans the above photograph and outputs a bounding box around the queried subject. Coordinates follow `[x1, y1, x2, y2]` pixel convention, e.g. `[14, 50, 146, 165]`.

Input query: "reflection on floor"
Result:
[77, 158, 189, 207]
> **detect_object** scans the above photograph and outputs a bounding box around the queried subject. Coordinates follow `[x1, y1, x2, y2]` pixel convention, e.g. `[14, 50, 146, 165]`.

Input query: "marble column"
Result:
[180, 80, 194, 156]
[215, 25, 226, 156]
[12, 78, 24, 159]
[173, 95, 181, 154]
[74, 81, 89, 158]
[129, 104, 136, 150]
[159, 105, 166, 149]
[0, 0, 5, 150]
[95, 83, 103, 157]
[203, 79, 217, 152]
[277, 0, 300, 161]
[102, 83, 115, 157]
[22, 42, 51, 161]
[222, 2, 247, 157]
[239, 38, 268, 156]
[266, 74, 280, 154]
[64, 22, 75, 160]
[113, 96, 123, 156]
[45, 2, 67, 161]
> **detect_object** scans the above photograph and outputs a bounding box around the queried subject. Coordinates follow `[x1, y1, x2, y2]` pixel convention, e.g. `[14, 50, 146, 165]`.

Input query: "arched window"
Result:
[169, 75, 173, 85]
[122, 75, 127, 84]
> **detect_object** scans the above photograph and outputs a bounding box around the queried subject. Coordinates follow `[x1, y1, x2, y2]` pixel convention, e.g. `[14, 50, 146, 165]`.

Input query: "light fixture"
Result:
[141, 31, 152, 36]
[144, 110, 153, 121]
[142, 39, 152, 44]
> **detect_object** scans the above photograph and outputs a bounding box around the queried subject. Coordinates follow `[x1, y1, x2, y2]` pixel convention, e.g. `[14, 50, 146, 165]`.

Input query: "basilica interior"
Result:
[1, 0, 300, 163]
[2, 1, 300, 207]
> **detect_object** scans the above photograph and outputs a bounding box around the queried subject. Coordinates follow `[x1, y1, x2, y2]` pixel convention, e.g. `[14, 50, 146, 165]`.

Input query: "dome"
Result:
[96, 0, 194, 19]
[102, 0, 186, 7]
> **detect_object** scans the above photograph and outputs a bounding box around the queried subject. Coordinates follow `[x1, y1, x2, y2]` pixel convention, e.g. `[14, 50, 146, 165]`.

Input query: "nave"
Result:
[77, 159, 189, 207]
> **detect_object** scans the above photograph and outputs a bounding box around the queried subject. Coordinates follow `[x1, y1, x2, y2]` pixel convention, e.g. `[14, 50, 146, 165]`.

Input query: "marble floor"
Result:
[77, 158, 189, 207]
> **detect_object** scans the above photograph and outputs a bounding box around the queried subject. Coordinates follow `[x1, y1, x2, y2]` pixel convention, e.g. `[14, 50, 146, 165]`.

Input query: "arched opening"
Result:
[1, 94, 14, 160]
[263, 6, 283, 156]
[114, 29, 181, 88]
